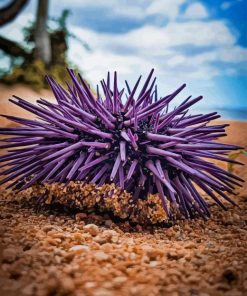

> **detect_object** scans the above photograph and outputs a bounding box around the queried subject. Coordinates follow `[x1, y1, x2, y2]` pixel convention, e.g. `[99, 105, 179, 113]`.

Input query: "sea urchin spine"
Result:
[0, 69, 244, 219]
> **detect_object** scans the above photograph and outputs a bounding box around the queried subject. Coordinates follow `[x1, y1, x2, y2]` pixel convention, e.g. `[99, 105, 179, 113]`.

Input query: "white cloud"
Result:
[184, 2, 209, 19]
[71, 20, 236, 57]
[67, 18, 245, 96]
[146, 0, 185, 20]
[53, 0, 186, 20]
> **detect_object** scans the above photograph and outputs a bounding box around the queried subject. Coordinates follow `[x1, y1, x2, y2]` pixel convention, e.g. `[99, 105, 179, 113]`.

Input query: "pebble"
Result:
[2, 248, 18, 263]
[149, 261, 159, 267]
[84, 224, 99, 236]
[60, 276, 75, 293]
[94, 229, 119, 244]
[113, 276, 127, 287]
[75, 212, 87, 221]
[184, 242, 196, 249]
[69, 245, 90, 253]
[141, 245, 163, 259]
[94, 251, 109, 261]
[93, 288, 114, 296]
[84, 282, 97, 289]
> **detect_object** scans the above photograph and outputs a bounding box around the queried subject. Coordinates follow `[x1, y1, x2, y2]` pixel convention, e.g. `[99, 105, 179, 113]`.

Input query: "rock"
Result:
[141, 245, 163, 260]
[94, 251, 109, 261]
[0, 226, 6, 235]
[94, 230, 119, 244]
[103, 229, 119, 240]
[84, 282, 97, 289]
[42, 225, 54, 233]
[60, 276, 75, 293]
[187, 275, 201, 284]
[184, 242, 196, 249]
[69, 245, 90, 253]
[232, 214, 241, 223]
[167, 250, 184, 260]
[75, 212, 87, 221]
[2, 248, 18, 263]
[93, 288, 114, 296]
[22, 284, 35, 295]
[149, 261, 159, 267]
[101, 243, 114, 252]
[113, 276, 127, 287]
[84, 224, 99, 236]
[104, 219, 114, 227]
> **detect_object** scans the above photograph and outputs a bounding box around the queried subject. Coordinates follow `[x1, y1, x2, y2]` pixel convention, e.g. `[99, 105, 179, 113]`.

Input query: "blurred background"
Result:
[0, 0, 246, 120]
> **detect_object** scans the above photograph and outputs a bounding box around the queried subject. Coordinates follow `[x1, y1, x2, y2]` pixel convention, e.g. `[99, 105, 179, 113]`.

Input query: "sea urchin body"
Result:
[0, 69, 244, 219]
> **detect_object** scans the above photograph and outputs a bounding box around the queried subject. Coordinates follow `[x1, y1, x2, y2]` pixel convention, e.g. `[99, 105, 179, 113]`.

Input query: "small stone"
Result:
[167, 250, 184, 260]
[141, 245, 163, 260]
[103, 229, 119, 240]
[93, 288, 114, 296]
[232, 214, 240, 222]
[149, 261, 159, 267]
[22, 284, 35, 296]
[75, 212, 87, 221]
[113, 276, 127, 287]
[42, 225, 54, 233]
[2, 248, 18, 263]
[94, 251, 109, 261]
[184, 242, 196, 249]
[84, 224, 99, 236]
[0, 226, 6, 235]
[60, 276, 75, 293]
[69, 245, 90, 253]
[94, 230, 119, 244]
[186, 275, 200, 285]
[104, 219, 114, 227]
[84, 282, 97, 289]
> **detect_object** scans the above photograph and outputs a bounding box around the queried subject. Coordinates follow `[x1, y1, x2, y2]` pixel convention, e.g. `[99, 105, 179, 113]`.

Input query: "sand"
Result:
[0, 85, 246, 296]
[0, 83, 54, 127]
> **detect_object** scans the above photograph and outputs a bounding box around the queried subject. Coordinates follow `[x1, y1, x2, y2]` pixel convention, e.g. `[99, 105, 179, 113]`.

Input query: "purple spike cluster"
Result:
[0, 69, 244, 219]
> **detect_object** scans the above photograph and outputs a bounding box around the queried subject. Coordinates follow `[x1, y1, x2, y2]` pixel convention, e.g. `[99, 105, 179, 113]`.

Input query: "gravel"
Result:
[0, 191, 246, 296]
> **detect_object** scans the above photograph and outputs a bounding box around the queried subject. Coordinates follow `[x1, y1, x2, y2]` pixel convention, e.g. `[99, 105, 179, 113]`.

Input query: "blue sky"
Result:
[0, 0, 246, 118]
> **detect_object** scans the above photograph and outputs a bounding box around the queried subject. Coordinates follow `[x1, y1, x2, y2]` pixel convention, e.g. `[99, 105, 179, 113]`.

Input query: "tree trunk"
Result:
[0, 0, 29, 26]
[34, 0, 51, 65]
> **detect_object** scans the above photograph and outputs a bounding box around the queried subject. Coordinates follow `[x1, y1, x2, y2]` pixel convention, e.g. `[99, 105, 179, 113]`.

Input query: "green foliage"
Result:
[1, 59, 79, 91]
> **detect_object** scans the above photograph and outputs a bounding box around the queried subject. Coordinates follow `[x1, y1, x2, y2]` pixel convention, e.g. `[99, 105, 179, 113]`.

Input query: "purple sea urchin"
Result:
[0, 69, 244, 219]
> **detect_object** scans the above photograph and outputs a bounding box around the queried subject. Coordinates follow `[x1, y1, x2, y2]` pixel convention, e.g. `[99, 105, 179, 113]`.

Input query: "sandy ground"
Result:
[0, 85, 246, 296]
[0, 83, 54, 127]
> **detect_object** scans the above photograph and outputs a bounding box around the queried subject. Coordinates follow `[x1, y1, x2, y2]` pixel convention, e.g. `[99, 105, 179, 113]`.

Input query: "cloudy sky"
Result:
[0, 0, 246, 118]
